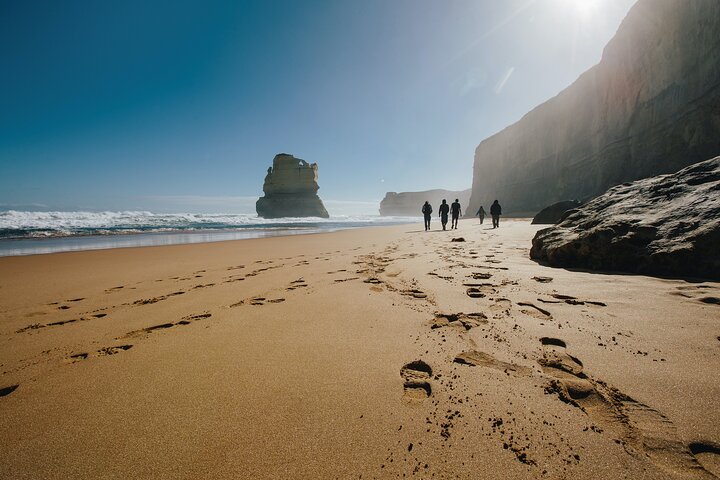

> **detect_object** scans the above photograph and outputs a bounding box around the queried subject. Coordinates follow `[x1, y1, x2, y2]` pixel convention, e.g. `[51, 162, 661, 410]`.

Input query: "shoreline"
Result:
[1, 219, 718, 479]
[0, 220, 418, 258]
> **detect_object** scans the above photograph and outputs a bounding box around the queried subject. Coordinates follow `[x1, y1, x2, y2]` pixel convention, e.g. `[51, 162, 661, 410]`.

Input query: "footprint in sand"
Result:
[470, 272, 493, 280]
[125, 313, 211, 336]
[98, 345, 133, 356]
[431, 313, 487, 330]
[538, 338, 713, 477]
[689, 442, 720, 477]
[518, 302, 553, 320]
[287, 278, 309, 290]
[532, 276, 553, 283]
[549, 294, 607, 307]
[400, 360, 433, 400]
[334, 277, 359, 283]
[70, 352, 90, 360]
[454, 350, 530, 375]
[489, 298, 512, 314]
[699, 297, 720, 305]
[0, 385, 19, 398]
[465, 283, 496, 299]
[403, 289, 427, 299]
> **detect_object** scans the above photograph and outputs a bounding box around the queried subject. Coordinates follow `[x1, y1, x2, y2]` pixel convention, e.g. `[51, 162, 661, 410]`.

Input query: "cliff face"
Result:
[256, 154, 329, 218]
[468, 0, 720, 216]
[379, 189, 471, 216]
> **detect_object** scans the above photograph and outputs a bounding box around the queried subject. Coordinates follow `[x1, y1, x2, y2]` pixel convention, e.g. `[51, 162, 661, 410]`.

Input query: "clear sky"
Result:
[0, 0, 636, 214]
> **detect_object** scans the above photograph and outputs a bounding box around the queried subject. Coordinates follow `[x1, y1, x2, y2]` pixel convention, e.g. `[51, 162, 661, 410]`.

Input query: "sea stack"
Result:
[256, 153, 329, 218]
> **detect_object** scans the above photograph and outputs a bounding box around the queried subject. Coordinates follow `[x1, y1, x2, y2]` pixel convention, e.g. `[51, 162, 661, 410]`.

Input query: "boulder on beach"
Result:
[256, 153, 329, 218]
[530, 156, 720, 279]
[531, 200, 582, 225]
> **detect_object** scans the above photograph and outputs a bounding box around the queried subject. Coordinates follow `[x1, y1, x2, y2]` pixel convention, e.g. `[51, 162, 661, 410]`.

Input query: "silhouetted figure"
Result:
[439, 199, 450, 231]
[476, 206, 486, 224]
[450, 199, 462, 229]
[490, 200, 502, 228]
[422, 201, 433, 231]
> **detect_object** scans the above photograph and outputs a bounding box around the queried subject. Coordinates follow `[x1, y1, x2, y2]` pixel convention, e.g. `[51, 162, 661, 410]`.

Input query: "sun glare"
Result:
[556, 0, 602, 21]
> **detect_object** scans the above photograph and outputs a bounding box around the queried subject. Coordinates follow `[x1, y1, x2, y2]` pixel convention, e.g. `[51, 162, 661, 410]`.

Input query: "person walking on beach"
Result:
[439, 199, 450, 231]
[490, 200, 502, 228]
[450, 199, 462, 229]
[476, 206, 486, 224]
[422, 201, 433, 231]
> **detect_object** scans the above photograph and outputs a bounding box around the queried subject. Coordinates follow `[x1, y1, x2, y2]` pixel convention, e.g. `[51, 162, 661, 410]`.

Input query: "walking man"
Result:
[476, 206, 486, 224]
[439, 199, 450, 231]
[450, 198, 462, 229]
[422, 201, 433, 231]
[490, 200, 502, 228]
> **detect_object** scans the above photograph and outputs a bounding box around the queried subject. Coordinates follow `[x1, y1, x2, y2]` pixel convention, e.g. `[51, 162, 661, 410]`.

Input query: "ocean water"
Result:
[0, 210, 417, 257]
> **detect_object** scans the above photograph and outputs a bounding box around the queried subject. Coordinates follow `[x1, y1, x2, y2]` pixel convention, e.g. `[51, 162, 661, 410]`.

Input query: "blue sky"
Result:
[0, 0, 635, 214]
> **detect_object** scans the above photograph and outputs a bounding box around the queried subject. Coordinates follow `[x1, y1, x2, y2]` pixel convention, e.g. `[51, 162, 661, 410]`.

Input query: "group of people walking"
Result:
[475, 200, 502, 228]
[422, 199, 502, 231]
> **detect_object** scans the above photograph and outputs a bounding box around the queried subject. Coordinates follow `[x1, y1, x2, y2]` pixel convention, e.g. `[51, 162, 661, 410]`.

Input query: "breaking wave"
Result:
[0, 210, 417, 239]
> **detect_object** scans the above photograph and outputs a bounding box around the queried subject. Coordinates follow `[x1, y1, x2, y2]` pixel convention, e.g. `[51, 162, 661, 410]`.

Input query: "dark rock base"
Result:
[256, 195, 329, 219]
[531, 201, 582, 225]
[530, 157, 720, 280]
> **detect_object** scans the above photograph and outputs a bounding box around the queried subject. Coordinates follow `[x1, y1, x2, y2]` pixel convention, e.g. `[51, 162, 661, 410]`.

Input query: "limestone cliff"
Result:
[379, 189, 471, 216]
[468, 0, 720, 216]
[256, 154, 329, 218]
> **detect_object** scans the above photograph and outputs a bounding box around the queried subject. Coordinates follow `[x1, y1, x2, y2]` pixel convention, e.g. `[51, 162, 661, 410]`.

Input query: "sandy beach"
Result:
[1, 219, 718, 479]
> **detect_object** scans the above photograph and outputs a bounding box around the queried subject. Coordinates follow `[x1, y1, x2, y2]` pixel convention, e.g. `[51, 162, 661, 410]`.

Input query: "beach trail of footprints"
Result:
[386, 233, 720, 478]
[2, 232, 719, 478]
[1, 252, 343, 399]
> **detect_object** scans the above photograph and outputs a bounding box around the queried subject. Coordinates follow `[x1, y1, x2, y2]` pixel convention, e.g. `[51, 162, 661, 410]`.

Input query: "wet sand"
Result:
[1, 219, 718, 479]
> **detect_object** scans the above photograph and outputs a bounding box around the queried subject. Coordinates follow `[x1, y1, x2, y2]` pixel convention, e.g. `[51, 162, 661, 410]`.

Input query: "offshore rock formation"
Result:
[531, 200, 582, 225]
[468, 0, 720, 216]
[256, 154, 329, 218]
[530, 156, 720, 280]
[380, 189, 471, 216]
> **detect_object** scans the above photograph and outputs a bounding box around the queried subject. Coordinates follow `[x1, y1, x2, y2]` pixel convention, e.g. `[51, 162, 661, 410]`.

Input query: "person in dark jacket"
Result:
[450, 199, 462, 229]
[476, 206, 486, 224]
[421, 201, 433, 231]
[439, 199, 450, 231]
[490, 200, 501, 228]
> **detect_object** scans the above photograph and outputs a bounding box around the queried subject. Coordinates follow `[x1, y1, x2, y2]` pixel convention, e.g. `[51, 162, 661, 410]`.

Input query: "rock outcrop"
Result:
[380, 189, 471, 216]
[531, 200, 582, 225]
[530, 156, 720, 279]
[468, 0, 720, 216]
[256, 154, 329, 218]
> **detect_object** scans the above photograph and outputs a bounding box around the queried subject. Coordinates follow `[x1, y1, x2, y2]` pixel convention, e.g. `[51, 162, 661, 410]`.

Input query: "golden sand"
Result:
[1, 219, 718, 479]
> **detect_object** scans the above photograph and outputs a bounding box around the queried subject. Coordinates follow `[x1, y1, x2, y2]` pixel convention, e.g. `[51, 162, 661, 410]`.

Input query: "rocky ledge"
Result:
[530, 156, 720, 279]
[256, 153, 329, 218]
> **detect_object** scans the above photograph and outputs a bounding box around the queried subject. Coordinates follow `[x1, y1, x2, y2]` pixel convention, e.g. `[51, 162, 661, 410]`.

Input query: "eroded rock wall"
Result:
[468, 0, 720, 216]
